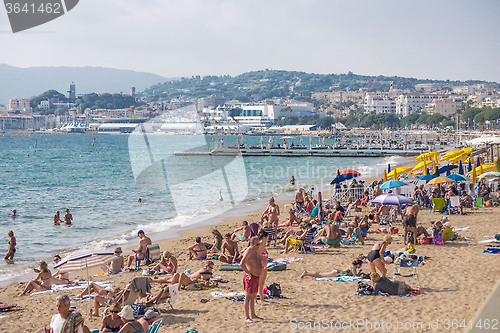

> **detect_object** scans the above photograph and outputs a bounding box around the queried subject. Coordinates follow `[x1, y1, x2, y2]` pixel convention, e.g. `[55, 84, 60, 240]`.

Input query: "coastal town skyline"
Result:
[1, 0, 499, 82]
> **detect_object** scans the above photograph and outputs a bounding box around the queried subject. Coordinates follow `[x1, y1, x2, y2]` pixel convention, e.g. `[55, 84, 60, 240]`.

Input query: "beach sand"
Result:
[2, 163, 500, 332]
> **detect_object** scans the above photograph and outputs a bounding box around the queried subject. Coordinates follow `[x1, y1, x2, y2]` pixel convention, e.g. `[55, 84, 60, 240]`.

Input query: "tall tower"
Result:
[68, 82, 76, 102]
[131, 87, 136, 98]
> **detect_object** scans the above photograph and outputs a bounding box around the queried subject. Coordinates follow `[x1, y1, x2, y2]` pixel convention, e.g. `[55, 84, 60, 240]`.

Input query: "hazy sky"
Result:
[1, 0, 499, 82]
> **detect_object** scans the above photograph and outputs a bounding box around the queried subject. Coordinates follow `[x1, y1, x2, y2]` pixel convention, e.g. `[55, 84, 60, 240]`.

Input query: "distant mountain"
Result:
[0, 64, 168, 105]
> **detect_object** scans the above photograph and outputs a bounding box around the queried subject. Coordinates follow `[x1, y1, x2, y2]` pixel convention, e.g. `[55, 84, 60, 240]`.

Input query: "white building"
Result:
[38, 100, 50, 110]
[364, 94, 397, 114]
[396, 93, 450, 117]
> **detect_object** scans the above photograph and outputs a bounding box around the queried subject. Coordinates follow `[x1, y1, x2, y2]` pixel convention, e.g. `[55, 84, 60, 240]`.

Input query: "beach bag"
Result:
[391, 227, 399, 234]
[421, 237, 432, 245]
[486, 200, 492, 207]
[131, 303, 146, 316]
[357, 281, 374, 295]
[267, 283, 281, 298]
[433, 234, 444, 245]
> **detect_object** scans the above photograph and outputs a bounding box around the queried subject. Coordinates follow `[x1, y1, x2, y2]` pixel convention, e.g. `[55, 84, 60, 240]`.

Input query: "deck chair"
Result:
[288, 228, 316, 253]
[447, 196, 460, 215]
[264, 226, 277, 246]
[474, 197, 483, 213]
[148, 318, 163, 333]
[148, 244, 161, 264]
[431, 198, 446, 214]
[392, 256, 420, 287]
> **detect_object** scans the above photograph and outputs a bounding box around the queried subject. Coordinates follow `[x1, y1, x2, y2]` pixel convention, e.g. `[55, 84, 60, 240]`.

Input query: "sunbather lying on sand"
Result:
[370, 272, 424, 295]
[300, 259, 363, 278]
[150, 261, 214, 288]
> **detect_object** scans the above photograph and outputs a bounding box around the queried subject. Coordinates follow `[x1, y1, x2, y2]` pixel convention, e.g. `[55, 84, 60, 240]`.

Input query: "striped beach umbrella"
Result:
[54, 249, 115, 315]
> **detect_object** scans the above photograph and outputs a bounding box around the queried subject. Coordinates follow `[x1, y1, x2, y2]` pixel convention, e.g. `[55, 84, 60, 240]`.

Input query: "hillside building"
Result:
[364, 94, 397, 114]
[8, 98, 32, 113]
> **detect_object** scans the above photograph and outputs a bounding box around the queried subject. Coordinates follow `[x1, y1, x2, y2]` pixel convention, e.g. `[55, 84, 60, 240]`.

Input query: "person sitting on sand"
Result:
[150, 262, 215, 288]
[280, 223, 313, 254]
[367, 207, 380, 224]
[231, 221, 251, 242]
[209, 229, 224, 253]
[279, 208, 301, 227]
[19, 260, 53, 296]
[373, 184, 382, 199]
[367, 235, 392, 276]
[99, 302, 124, 332]
[101, 247, 124, 275]
[370, 272, 423, 295]
[329, 206, 343, 224]
[48, 254, 70, 285]
[319, 221, 341, 247]
[116, 305, 143, 333]
[300, 259, 363, 278]
[137, 310, 160, 333]
[305, 197, 314, 213]
[93, 286, 130, 317]
[50, 294, 84, 333]
[125, 230, 152, 269]
[151, 251, 177, 273]
[188, 237, 208, 260]
[219, 233, 241, 264]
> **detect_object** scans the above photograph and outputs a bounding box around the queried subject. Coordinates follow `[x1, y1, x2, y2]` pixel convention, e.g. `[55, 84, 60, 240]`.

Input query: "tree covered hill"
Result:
[142, 69, 496, 105]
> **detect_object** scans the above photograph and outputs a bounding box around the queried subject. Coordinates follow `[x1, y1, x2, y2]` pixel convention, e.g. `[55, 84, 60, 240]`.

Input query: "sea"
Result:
[0, 132, 410, 283]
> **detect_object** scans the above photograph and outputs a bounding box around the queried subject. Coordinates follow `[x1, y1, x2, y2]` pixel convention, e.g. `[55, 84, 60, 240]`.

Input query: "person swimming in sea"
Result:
[64, 209, 73, 225]
[54, 210, 61, 225]
[11, 209, 17, 217]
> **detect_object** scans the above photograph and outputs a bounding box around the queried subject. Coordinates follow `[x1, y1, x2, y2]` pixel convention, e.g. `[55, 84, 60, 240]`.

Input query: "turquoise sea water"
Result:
[0, 133, 404, 281]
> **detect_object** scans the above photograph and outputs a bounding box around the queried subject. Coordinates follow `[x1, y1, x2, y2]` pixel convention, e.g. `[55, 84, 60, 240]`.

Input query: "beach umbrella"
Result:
[447, 174, 469, 182]
[458, 161, 464, 175]
[371, 193, 413, 206]
[427, 177, 454, 185]
[470, 164, 496, 175]
[54, 249, 115, 316]
[387, 167, 411, 178]
[393, 168, 399, 180]
[383, 169, 388, 182]
[437, 165, 458, 175]
[478, 171, 500, 179]
[339, 169, 361, 176]
[468, 158, 472, 172]
[476, 156, 481, 167]
[330, 169, 358, 184]
[379, 180, 407, 190]
[439, 150, 462, 162]
[387, 164, 391, 173]
[416, 174, 437, 182]
[412, 161, 426, 171]
[471, 166, 478, 184]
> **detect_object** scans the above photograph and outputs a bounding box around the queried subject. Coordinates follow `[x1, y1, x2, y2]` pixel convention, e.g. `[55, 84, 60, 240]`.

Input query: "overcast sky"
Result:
[1, 0, 499, 82]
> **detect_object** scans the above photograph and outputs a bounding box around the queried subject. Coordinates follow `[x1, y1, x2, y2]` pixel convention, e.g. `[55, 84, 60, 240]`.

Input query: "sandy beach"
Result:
[2, 160, 500, 333]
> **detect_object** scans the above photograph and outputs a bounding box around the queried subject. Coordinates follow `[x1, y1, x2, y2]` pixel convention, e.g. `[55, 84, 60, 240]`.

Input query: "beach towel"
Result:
[0, 304, 16, 312]
[316, 276, 368, 282]
[355, 292, 413, 297]
[483, 248, 500, 254]
[31, 280, 114, 295]
[210, 291, 245, 298]
[453, 226, 470, 231]
[270, 257, 303, 264]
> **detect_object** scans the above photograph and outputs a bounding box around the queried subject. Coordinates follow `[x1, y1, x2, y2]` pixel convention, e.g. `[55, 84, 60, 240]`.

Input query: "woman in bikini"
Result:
[53, 210, 61, 225]
[367, 235, 393, 276]
[100, 302, 124, 332]
[209, 229, 224, 253]
[279, 208, 300, 228]
[151, 251, 177, 273]
[300, 259, 364, 278]
[188, 237, 207, 260]
[51, 254, 70, 285]
[256, 230, 269, 303]
[19, 260, 53, 296]
[262, 197, 280, 227]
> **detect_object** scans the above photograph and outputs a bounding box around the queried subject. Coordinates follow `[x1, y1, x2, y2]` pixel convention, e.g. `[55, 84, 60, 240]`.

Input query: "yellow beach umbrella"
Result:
[423, 160, 428, 175]
[469, 164, 496, 175]
[393, 168, 399, 180]
[383, 169, 388, 182]
[471, 166, 478, 184]
[449, 152, 466, 164]
[387, 167, 412, 177]
[412, 161, 426, 171]
[414, 152, 431, 162]
[461, 147, 473, 155]
[439, 150, 462, 162]
[432, 162, 437, 174]
[427, 177, 454, 185]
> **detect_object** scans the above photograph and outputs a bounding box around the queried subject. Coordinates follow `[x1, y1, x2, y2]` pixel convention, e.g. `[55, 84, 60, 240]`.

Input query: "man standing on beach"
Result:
[240, 236, 266, 323]
[126, 230, 152, 268]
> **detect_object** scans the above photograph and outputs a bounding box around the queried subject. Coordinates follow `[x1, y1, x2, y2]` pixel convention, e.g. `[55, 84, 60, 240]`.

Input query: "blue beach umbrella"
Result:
[379, 180, 407, 190]
[468, 159, 473, 172]
[476, 156, 481, 167]
[458, 161, 464, 175]
[447, 174, 468, 182]
[330, 169, 358, 185]
[437, 165, 457, 175]
[387, 164, 391, 173]
[416, 174, 437, 182]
